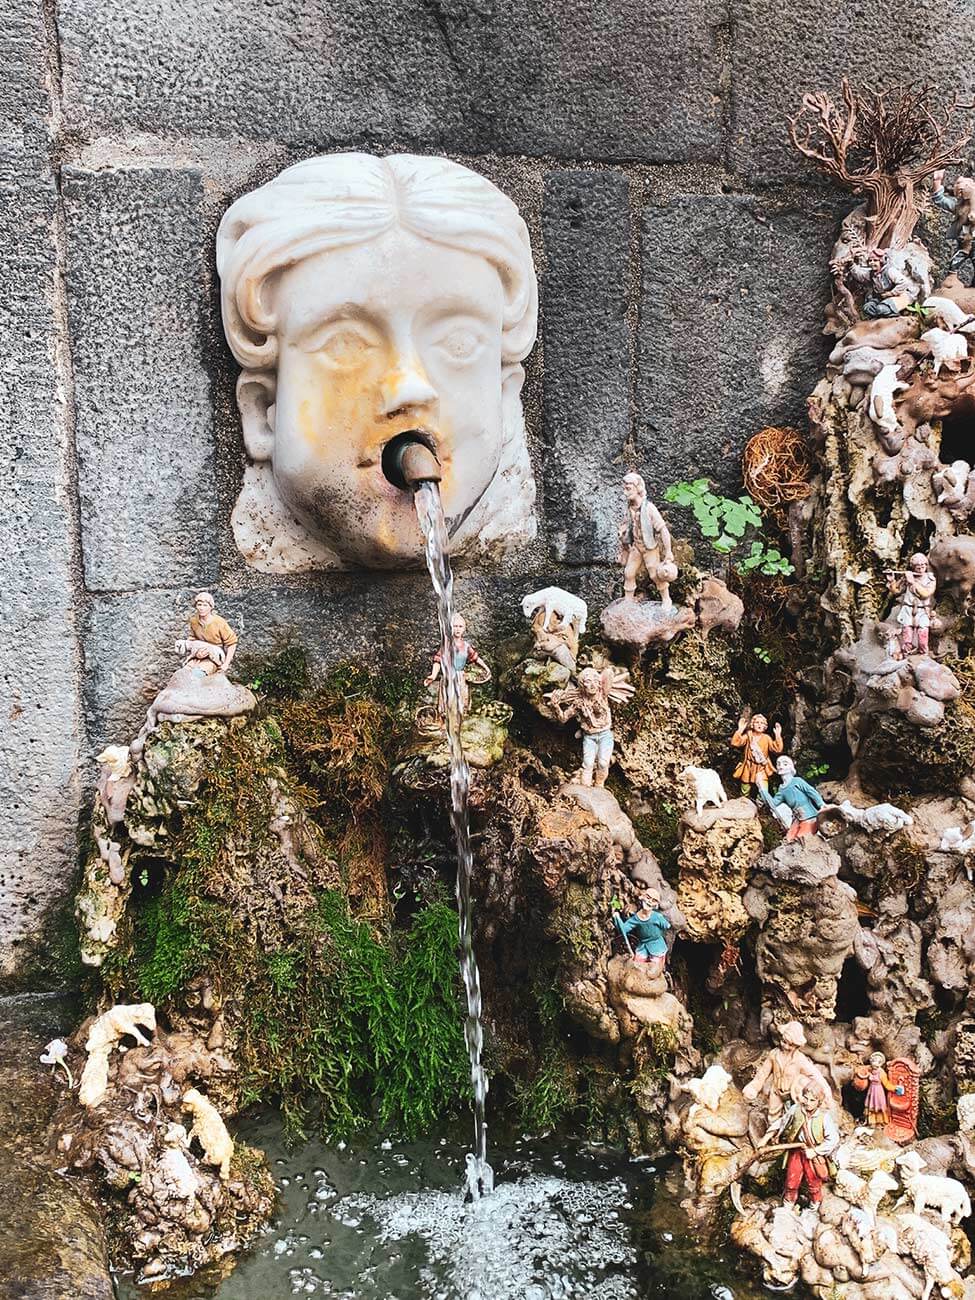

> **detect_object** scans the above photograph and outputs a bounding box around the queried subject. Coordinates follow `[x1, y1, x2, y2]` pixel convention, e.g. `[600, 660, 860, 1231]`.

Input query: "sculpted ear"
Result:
[501, 361, 525, 403]
[236, 370, 276, 463]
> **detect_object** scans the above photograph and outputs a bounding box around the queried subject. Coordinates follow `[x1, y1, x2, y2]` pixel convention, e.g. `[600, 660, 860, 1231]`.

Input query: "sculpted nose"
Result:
[380, 361, 437, 416]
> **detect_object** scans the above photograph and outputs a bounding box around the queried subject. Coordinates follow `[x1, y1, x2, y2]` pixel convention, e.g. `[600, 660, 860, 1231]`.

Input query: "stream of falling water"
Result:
[414, 480, 493, 1200]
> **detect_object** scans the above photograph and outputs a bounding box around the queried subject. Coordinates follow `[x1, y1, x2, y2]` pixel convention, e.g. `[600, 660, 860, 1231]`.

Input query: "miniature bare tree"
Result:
[789, 79, 972, 249]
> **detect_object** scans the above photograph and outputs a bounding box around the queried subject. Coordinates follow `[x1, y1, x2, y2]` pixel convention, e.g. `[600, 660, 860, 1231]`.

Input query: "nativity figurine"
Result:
[130, 593, 256, 756]
[729, 709, 784, 795]
[521, 586, 588, 671]
[886, 553, 937, 659]
[547, 665, 635, 788]
[759, 756, 825, 840]
[618, 472, 677, 607]
[176, 591, 239, 673]
[932, 168, 975, 280]
[775, 1083, 839, 1211]
[741, 1020, 833, 1127]
[612, 889, 672, 976]
[852, 1050, 904, 1129]
[423, 613, 490, 721]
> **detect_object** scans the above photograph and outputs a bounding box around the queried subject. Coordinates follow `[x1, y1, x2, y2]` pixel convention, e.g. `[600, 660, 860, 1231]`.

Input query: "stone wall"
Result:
[3, 0, 973, 981]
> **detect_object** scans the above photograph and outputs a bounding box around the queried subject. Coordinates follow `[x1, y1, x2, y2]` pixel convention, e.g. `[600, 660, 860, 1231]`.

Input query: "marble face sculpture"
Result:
[216, 153, 539, 573]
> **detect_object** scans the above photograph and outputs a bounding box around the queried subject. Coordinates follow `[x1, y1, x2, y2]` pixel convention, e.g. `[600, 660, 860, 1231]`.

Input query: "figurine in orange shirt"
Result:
[178, 591, 239, 674]
[730, 709, 783, 794]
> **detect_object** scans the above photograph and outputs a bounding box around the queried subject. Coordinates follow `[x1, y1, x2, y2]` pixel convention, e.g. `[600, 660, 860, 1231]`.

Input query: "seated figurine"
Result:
[176, 591, 238, 674]
[759, 756, 825, 840]
[131, 594, 254, 754]
[613, 890, 671, 975]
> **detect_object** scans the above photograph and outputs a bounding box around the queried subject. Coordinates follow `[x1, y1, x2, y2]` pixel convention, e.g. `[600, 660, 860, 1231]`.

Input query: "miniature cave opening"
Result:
[939, 397, 975, 466]
[835, 954, 871, 1023]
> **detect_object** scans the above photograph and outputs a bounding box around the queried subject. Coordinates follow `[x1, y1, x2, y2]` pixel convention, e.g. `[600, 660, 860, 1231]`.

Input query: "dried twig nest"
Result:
[742, 426, 813, 525]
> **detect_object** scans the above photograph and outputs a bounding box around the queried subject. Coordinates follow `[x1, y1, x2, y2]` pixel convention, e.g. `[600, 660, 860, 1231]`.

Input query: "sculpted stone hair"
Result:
[216, 152, 538, 370]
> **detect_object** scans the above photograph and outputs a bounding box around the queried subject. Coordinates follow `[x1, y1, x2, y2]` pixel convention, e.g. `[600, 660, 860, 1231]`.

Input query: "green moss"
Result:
[549, 882, 599, 965]
[513, 969, 579, 1132]
[89, 664, 477, 1142]
[632, 803, 680, 883]
[239, 644, 311, 699]
[233, 891, 468, 1139]
[514, 1045, 578, 1131]
[129, 877, 226, 1005]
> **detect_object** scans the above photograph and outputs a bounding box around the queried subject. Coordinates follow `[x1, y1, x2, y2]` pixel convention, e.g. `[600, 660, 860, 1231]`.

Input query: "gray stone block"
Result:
[636, 194, 833, 502]
[64, 166, 218, 592]
[58, 0, 725, 161]
[729, 0, 975, 182]
[0, 142, 84, 982]
[3, 2, 49, 139]
[420, 0, 726, 161]
[541, 171, 632, 563]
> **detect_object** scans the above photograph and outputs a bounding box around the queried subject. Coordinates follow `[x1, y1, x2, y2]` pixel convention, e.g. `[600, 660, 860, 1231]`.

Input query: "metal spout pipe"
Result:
[382, 432, 442, 489]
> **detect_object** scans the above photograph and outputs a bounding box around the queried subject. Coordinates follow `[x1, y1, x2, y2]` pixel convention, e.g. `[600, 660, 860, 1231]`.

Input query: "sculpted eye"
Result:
[316, 325, 378, 365]
[434, 325, 485, 363]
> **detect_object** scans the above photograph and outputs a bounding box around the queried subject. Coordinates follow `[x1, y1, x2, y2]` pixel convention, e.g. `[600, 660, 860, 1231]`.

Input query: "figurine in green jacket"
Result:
[614, 890, 671, 975]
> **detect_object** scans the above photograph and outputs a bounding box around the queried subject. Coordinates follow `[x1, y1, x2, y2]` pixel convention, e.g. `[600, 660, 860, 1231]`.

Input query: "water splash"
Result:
[414, 481, 492, 1198]
[351, 1172, 636, 1298]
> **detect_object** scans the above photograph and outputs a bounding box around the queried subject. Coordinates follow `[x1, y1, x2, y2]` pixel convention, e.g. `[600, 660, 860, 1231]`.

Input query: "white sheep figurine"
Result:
[895, 1212, 964, 1300]
[938, 821, 975, 880]
[521, 586, 588, 635]
[868, 362, 908, 434]
[182, 1087, 235, 1181]
[683, 1063, 733, 1113]
[681, 766, 728, 818]
[835, 799, 913, 834]
[921, 327, 969, 378]
[895, 1150, 971, 1225]
[939, 820, 975, 854]
[923, 295, 975, 333]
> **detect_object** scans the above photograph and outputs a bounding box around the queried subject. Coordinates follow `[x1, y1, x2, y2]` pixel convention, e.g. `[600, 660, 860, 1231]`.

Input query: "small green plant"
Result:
[664, 478, 795, 577]
[753, 646, 773, 665]
[514, 1046, 577, 1132]
[804, 761, 830, 781]
[905, 301, 932, 324]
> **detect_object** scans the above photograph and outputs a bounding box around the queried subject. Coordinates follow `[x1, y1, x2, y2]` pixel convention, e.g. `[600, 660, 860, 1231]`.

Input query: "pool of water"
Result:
[116, 1114, 775, 1300]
